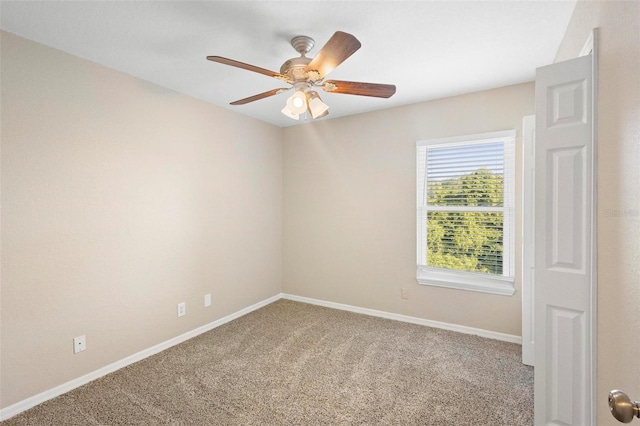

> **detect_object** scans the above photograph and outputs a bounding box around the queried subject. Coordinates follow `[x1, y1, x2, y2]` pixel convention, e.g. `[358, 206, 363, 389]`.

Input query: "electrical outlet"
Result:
[177, 302, 186, 317]
[401, 288, 409, 299]
[204, 294, 211, 307]
[73, 335, 87, 354]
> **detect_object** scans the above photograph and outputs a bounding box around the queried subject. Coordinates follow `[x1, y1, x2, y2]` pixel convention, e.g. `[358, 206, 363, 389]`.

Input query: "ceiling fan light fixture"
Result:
[286, 90, 308, 115]
[307, 91, 329, 119]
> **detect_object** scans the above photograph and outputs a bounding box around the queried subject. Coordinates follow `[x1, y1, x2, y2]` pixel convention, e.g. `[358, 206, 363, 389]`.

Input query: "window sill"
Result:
[416, 266, 515, 296]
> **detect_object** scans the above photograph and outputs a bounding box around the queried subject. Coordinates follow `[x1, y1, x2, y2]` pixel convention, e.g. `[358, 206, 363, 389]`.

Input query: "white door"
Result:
[534, 53, 596, 425]
[521, 115, 535, 367]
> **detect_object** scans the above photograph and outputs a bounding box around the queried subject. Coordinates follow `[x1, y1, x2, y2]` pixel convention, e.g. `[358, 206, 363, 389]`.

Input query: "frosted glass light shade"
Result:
[286, 91, 308, 114]
[307, 91, 329, 119]
[281, 105, 299, 120]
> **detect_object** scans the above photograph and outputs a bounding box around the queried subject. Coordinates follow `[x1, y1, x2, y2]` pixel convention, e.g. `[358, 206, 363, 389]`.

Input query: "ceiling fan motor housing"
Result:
[280, 56, 313, 83]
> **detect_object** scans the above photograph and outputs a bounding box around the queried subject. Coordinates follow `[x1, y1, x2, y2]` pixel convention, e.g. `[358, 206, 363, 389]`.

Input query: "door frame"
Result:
[586, 27, 599, 424]
[521, 115, 535, 367]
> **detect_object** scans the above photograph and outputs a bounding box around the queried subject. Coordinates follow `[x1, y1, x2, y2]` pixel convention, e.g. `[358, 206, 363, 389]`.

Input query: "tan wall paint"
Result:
[283, 82, 534, 336]
[554, 1, 640, 424]
[0, 32, 283, 408]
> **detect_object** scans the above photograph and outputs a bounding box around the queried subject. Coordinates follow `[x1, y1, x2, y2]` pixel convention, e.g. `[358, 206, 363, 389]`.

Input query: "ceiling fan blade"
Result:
[230, 88, 289, 105]
[304, 31, 361, 79]
[322, 80, 396, 98]
[207, 56, 290, 82]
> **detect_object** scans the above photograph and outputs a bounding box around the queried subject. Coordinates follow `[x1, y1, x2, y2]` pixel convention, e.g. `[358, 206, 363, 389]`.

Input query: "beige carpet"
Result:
[3, 300, 533, 425]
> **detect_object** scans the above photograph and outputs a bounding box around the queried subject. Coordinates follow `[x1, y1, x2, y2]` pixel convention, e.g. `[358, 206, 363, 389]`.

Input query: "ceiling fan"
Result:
[206, 31, 396, 121]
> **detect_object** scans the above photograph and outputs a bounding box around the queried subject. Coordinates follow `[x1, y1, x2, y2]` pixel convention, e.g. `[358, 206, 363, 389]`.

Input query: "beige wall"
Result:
[554, 1, 640, 424]
[0, 32, 283, 408]
[283, 82, 534, 336]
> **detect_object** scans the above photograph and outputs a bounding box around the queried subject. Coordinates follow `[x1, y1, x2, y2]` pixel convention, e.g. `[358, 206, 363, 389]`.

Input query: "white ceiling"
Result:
[0, 1, 576, 128]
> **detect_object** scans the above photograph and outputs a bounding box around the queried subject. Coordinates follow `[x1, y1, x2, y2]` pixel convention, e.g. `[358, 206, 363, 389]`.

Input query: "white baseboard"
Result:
[0, 294, 281, 421]
[1, 292, 521, 420]
[281, 293, 522, 344]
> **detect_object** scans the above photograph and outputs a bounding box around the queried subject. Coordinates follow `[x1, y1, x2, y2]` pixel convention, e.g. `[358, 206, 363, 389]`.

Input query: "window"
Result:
[416, 130, 515, 295]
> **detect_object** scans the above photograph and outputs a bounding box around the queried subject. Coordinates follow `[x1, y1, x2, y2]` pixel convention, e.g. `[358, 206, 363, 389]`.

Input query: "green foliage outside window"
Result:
[426, 169, 504, 275]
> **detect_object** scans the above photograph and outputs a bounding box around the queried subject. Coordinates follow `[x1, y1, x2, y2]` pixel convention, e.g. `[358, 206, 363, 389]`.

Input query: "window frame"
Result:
[416, 130, 516, 296]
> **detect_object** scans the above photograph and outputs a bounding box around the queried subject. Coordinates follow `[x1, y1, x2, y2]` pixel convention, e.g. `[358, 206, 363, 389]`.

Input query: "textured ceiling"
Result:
[0, 1, 576, 127]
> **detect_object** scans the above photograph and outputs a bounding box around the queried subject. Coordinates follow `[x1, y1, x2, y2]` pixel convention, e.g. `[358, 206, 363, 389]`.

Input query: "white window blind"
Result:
[416, 130, 515, 295]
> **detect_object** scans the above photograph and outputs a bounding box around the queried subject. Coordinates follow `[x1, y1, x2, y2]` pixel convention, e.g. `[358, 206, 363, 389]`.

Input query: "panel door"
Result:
[534, 54, 595, 426]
